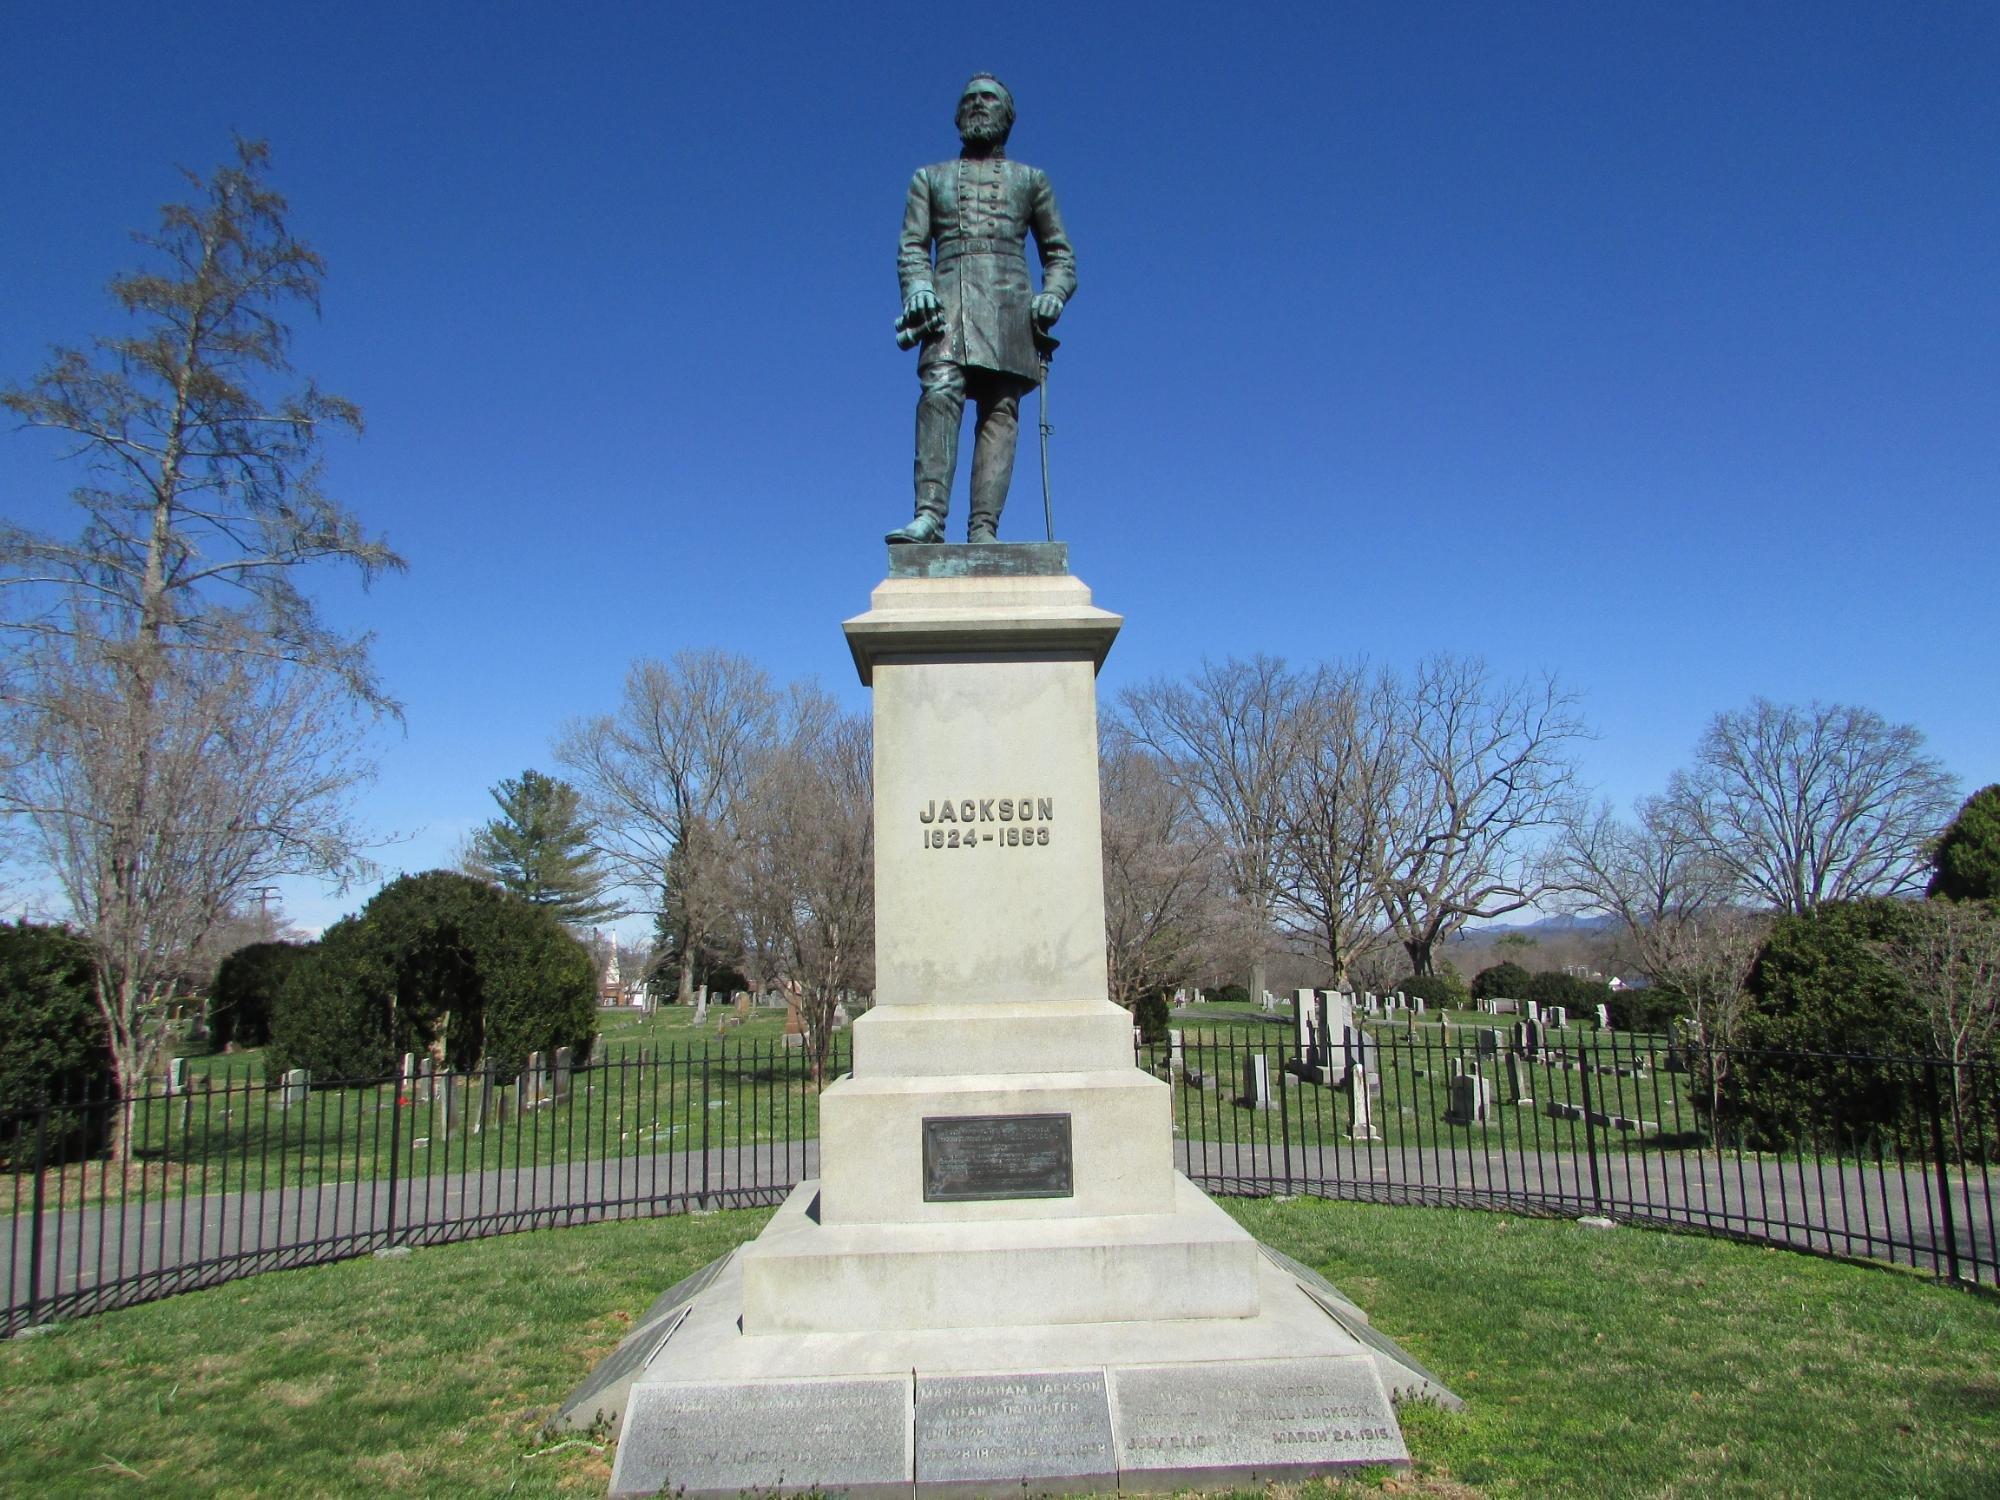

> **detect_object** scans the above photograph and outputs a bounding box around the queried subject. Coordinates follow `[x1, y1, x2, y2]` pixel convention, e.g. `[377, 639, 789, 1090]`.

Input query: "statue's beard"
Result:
[959, 117, 1009, 149]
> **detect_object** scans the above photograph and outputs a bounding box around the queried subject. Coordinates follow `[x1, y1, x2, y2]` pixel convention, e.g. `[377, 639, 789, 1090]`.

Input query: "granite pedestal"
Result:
[578, 547, 1441, 1496]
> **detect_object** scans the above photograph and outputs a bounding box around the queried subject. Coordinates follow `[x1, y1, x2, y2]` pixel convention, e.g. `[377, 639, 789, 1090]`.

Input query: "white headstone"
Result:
[1241, 1053, 1272, 1110]
[1348, 1064, 1380, 1140]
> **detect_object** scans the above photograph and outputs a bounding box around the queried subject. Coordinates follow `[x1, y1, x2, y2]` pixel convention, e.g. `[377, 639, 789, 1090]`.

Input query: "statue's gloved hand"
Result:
[904, 287, 941, 323]
[1032, 292, 1065, 328]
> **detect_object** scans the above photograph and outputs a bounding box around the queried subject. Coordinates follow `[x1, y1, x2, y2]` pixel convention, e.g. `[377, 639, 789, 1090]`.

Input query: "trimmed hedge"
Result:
[209, 941, 308, 1051]
[1471, 961, 1532, 1003]
[268, 871, 597, 1082]
[1393, 970, 1470, 1009]
[0, 922, 112, 1119]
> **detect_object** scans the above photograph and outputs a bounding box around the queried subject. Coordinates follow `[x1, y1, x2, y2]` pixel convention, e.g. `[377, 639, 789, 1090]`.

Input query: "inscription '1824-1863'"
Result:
[920, 794, 1053, 851]
[923, 1113, 1073, 1201]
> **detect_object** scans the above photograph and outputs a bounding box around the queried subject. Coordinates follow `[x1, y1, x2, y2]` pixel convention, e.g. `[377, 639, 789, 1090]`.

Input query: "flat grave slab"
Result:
[1107, 1356, 1407, 1489]
[913, 1370, 1115, 1496]
[610, 1375, 913, 1499]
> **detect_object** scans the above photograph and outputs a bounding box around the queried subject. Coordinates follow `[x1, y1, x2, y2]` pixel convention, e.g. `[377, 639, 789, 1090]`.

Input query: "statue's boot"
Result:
[967, 521, 999, 543]
[885, 510, 945, 545]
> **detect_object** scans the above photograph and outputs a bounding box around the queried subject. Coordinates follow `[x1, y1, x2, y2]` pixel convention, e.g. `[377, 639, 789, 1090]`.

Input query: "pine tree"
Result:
[1930, 785, 2000, 902]
[465, 769, 618, 925]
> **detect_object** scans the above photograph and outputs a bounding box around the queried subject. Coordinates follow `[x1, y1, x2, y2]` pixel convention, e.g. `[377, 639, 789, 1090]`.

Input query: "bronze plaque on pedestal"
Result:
[922, 1113, 1074, 1201]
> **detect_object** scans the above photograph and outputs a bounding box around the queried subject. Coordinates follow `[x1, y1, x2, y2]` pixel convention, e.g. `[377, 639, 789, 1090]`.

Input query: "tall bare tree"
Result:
[1877, 899, 2000, 1141]
[1119, 656, 1312, 1004]
[555, 649, 777, 1005]
[1549, 796, 1769, 1144]
[0, 141, 400, 1153]
[1369, 655, 1587, 976]
[1272, 664, 1394, 988]
[1099, 736, 1246, 1013]
[1664, 698, 1959, 915]
[735, 686, 873, 1087]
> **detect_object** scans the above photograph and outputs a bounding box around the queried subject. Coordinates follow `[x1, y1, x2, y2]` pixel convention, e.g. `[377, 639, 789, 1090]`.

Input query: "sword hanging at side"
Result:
[1035, 331, 1060, 542]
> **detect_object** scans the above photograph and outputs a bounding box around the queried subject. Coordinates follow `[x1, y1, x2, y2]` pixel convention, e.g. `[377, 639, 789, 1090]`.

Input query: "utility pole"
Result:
[248, 885, 281, 935]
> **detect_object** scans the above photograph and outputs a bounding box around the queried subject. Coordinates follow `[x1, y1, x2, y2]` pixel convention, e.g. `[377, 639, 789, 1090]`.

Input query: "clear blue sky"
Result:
[4, 2, 1995, 937]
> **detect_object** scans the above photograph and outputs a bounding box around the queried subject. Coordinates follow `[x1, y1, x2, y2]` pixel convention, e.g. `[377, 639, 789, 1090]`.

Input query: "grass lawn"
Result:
[2, 1201, 1995, 1498]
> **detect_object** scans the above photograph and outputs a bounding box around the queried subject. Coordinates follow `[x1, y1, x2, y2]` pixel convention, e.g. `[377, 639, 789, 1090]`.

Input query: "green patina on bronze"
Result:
[885, 541, 1069, 580]
[886, 74, 1076, 548]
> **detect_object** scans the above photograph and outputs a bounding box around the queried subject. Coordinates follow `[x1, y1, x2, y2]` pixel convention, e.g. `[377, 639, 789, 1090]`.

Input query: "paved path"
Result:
[8, 1135, 1993, 1333]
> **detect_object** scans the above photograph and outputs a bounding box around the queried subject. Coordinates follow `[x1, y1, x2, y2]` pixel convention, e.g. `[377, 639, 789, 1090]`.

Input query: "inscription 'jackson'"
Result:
[919, 796, 1053, 824]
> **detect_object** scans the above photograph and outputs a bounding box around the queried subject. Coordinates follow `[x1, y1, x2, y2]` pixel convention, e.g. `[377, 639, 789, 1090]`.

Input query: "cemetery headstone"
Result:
[1595, 1004, 1612, 1030]
[1504, 1052, 1534, 1106]
[1444, 1059, 1491, 1125]
[552, 1045, 574, 1101]
[1348, 1064, 1381, 1140]
[1241, 1052, 1273, 1110]
[280, 1067, 308, 1110]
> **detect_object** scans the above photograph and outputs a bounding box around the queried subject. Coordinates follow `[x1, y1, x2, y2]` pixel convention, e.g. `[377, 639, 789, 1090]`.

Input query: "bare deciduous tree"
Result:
[1549, 796, 1768, 1143]
[1118, 656, 1312, 1004]
[1272, 664, 1393, 989]
[735, 687, 873, 1088]
[1099, 736, 1246, 1013]
[555, 649, 778, 1005]
[1665, 699, 1959, 915]
[0, 141, 399, 1155]
[1369, 656, 1587, 976]
[1877, 899, 2000, 1141]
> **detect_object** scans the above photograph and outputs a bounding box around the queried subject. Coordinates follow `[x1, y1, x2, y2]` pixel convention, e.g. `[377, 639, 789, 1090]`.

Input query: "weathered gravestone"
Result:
[1241, 1052, 1273, 1110]
[1505, 1051, 1535, 1106]
[1444, 1059, 1491, 1125]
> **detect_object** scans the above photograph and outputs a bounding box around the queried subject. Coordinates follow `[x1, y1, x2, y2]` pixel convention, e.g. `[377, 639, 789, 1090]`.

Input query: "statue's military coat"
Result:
[899, 156, 1077, 384]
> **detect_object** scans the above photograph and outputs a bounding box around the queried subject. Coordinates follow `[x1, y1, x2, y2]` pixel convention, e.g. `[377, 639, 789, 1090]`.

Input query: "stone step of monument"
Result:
[590, 1238, 1420, 1497]
[738, 1176, 1260, 1335]
[848, 998, 1135, 1077]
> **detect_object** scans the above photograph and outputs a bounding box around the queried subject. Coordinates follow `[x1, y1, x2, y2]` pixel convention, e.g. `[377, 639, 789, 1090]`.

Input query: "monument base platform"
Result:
[568, 1182, 1457, 1497]
[742, 1175, 1253, 1332]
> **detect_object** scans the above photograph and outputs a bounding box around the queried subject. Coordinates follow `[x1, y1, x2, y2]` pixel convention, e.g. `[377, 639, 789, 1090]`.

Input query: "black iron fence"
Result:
[4, 1026, 1994, 1336]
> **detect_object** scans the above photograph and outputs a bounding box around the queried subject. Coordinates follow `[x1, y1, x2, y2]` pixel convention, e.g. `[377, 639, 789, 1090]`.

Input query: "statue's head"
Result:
[956, 73, 1015, 149]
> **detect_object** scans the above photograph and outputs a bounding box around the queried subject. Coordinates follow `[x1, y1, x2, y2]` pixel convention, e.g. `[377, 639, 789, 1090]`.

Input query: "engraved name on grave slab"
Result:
[914, 1371, 1115, 1494]
[611, 1375, 913, 1500]
[1108, 1358, 1407, 1485]
[922, 1113, 1074, 1201]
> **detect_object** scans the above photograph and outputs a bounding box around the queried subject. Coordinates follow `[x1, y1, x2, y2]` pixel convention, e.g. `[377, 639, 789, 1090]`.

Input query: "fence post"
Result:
[27, 1100, 49, 1328]
[1577, 1045, 1604, 1216]
[700, 1053, 712, 1209]
[1922, 1059, 1963, 1284]
[384, 1064, 403, 1249]
[1277, 1042, 1293, 1196]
